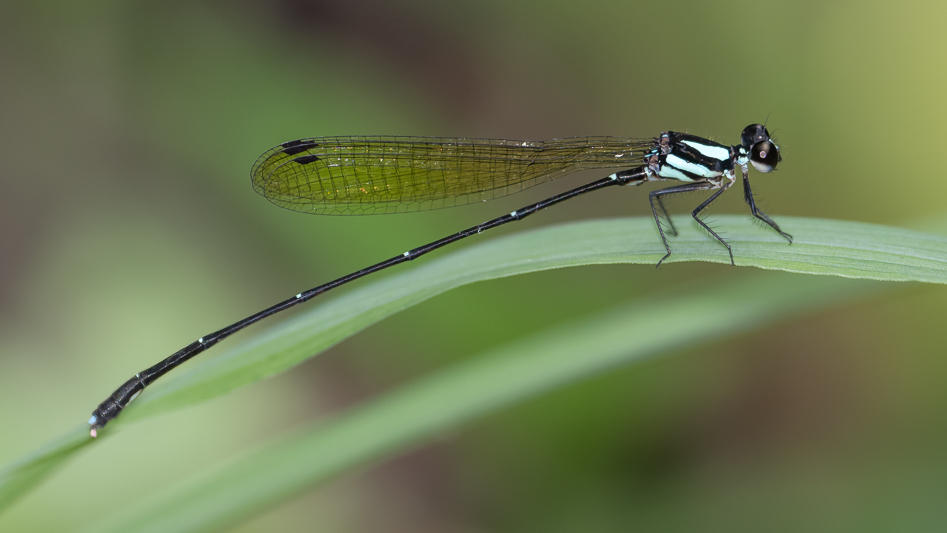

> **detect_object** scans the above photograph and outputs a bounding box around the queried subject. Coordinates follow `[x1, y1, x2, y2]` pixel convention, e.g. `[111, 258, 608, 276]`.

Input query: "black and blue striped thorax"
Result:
[646, 132, 734, 182]
[642, 125, 780, 185]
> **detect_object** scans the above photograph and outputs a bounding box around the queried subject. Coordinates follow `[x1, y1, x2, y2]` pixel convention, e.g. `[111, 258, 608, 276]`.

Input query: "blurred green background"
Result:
[3, 0, 947, 531]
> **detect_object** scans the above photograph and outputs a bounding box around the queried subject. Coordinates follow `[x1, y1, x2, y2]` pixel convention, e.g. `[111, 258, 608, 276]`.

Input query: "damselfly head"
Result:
[741, 123, 781, 173]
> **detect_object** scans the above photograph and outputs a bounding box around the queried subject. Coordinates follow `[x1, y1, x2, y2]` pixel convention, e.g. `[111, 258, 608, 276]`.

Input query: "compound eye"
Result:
[741, 124, 768, 148]
[749, 140, 780, 173]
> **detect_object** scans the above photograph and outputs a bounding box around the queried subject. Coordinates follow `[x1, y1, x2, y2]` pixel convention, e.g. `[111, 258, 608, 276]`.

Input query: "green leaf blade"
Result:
[126, 216, 947, 424]
[2, 215, 945, 515]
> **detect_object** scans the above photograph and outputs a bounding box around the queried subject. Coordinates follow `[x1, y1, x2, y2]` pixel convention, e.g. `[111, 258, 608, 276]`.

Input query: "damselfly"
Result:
[88, 124, 791, 436]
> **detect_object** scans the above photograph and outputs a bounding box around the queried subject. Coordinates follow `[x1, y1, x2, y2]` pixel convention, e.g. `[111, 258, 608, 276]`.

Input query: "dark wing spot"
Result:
[281, 140, 319, 156]
[294, 154, 320, 165]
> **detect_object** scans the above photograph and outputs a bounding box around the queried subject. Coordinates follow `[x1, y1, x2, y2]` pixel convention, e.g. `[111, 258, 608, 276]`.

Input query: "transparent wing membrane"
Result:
[251, 136, 654, 215]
